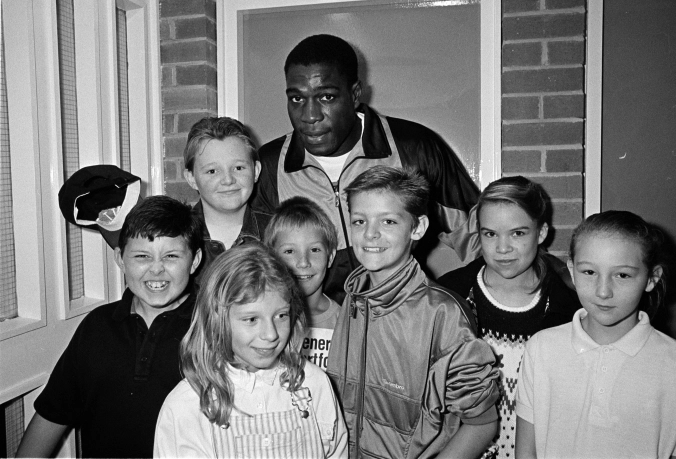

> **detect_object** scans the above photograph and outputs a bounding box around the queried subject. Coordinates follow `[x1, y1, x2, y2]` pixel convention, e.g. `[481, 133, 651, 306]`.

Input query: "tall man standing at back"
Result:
[253, 34, 480, 302]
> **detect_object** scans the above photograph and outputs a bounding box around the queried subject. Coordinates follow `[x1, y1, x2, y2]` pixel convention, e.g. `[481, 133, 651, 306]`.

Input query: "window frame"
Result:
[217, 0, 502, 188]
[0, 0, 162, 410]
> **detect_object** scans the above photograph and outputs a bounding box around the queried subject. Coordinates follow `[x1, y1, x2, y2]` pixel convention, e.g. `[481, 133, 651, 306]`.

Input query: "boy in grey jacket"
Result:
[327, 166, 499, 458]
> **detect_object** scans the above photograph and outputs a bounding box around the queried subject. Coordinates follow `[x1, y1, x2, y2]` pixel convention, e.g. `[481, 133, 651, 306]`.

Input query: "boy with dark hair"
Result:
[16, 196, 203, 458]
[326, 166, 499, 458]
[264, 196, 338, 371]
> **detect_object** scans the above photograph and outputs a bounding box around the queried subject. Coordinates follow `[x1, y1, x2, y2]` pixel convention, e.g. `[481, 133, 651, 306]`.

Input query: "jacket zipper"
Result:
[355, 298, 369, 456]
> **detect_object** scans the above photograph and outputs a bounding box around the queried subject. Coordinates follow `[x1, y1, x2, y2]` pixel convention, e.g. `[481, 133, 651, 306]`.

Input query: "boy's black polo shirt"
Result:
[35, 288, 195, 458]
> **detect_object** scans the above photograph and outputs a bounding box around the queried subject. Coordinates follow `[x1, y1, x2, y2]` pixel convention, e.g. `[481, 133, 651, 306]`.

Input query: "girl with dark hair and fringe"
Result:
[437, 175, 580, 459]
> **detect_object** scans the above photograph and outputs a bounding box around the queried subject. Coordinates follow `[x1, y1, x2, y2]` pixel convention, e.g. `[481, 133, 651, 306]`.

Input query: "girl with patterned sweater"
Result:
[437, 176, 580, 459]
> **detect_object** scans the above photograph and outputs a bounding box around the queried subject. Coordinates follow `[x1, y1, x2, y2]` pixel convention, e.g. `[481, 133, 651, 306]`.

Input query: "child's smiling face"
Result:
[115, 236, 201, 316]
[349, 191, 427, 287]
[568, 232, 659, 343]
[272, 225, 335, 301]
[185, 137, 261, 215]
[229, 289, 292, 372]
[479, 202, 548, 284]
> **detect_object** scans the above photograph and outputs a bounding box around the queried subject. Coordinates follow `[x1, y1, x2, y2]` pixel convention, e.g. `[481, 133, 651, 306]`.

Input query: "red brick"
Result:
[502, 96, 540, 120]
[165, 181, 199, 204]
[503, 0, 540, 13]
[547, 227, 574, 254]
[545, 0, 585, 10]
[503, 13, 585, 40]
[551, 201, 583, 227]
[160, 19, 172, 40]
[163, 114, 176, 134]
[502, 150, 542, 173]
[162, 66, 174, 86]
[164, 135, 188, 158]
[546, 149, 583, 172]
[174, 16, 216, 41]
[502, 68, 583, 93]
[503, 42, 542, 67]
[529, 175, 583, 199]
[160, 40, 216, 64]
[176, 64, 217, 87]
[160, 0, 208, 18]
[163, 86, 217, 111]
[178, 111, 216, 133]
[543, 94, 584, 118]
[164, 158, 184, 181]
[548, 40, 585, 65]
[503, 121, 584, 146]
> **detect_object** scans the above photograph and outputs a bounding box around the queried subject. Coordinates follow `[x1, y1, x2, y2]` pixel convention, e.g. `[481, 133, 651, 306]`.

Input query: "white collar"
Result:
[226, 364, 280, 393]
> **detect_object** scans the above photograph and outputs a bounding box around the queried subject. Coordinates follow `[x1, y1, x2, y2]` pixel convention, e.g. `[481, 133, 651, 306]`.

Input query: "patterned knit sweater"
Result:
[437, 257, 580, 459]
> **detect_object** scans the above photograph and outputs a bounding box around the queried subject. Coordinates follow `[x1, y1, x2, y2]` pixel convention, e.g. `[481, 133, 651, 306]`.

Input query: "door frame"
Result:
[217, 0, 502, 188]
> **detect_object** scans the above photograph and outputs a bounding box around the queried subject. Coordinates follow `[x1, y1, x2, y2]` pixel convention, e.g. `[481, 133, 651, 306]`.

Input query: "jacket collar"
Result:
[571, 309, 652, 356]
[344, 256, 426, 316]
[192, 200, 263, 243]
[283, 104, 392, 173]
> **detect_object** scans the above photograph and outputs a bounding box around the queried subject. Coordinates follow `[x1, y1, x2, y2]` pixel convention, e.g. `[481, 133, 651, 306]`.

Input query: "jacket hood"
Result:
[344, 256, 426, 316]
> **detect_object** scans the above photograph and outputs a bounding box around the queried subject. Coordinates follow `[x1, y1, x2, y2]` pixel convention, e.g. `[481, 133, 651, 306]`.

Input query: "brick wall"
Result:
[156, 0, 589, 255]
[501, 0, 587, 257]
[159, 0, 217, 203]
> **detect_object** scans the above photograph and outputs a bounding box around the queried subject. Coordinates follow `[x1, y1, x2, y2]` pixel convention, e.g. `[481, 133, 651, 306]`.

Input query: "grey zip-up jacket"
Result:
[326, 257, 500, 458]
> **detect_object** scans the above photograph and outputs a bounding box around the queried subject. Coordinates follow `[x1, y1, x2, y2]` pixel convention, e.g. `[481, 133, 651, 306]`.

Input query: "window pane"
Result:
[2, 396, 25, 458]
[0, 15, 19, 321]
[116, 8, 131, 172]
[56, 0, 85, 300]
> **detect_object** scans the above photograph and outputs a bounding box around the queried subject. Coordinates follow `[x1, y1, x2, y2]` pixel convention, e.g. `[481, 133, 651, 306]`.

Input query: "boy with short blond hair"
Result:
[265, 196, 339, 371]
[326, 166, 500, 458]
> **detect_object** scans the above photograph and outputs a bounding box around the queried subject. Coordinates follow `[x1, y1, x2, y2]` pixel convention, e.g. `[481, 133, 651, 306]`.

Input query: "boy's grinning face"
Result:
[273, 226, 335, 302]
[115, 236, 201, 316]
[229, 290, 292, 372]
[349, 191, 427, 287]
[568, 233, 659, 343]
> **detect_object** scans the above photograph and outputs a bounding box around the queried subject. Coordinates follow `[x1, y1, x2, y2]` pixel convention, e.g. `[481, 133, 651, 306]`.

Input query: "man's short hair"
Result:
[118, 195, 203, 256]
[264, 196, 338, 254]
[183, 117, 258, 172]
[344, 166, 430, 228]
[284, 34, 359, 87]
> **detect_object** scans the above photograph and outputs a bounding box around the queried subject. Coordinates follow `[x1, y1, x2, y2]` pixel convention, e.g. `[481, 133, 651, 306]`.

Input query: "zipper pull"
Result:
[332, 183, 340, 207]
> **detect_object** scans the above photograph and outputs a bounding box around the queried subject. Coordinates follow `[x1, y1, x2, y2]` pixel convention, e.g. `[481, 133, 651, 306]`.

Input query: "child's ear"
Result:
[538, 222, 549, 244]
[190, 248, 203, 275]
[327, 249, 337, 268]
[184, 169, 199, 191]
[254, 161, 262, 183]
[645, 265, 664, 293]
[411, 215, 429, 241]
[566, 259, 576, 287]
[114, 247, 126, 273]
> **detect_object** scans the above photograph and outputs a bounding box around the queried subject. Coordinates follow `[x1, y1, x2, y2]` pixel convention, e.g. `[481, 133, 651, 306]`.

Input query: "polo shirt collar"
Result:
[571, 308, 652, 356]
[227, 364, 280, 393]
[112, 288, 196, 321]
